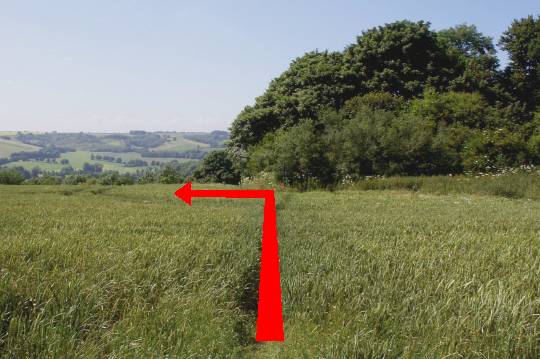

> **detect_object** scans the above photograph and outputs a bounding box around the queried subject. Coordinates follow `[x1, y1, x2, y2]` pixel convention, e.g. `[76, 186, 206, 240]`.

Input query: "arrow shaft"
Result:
[191, 189, 272, 199]
[256, 192, 284, 341]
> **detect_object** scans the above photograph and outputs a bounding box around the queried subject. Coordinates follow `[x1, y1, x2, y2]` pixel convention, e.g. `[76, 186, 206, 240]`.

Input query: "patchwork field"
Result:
[0, 132, 216, 174]
[151, 133, 210, 152]
[0, 139, 39, 158]
[2, 160, 65, 172]
[0, 184, 539, 358]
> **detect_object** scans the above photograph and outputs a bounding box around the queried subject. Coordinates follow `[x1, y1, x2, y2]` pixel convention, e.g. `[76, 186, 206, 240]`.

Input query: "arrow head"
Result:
[175, 182, 192, 206]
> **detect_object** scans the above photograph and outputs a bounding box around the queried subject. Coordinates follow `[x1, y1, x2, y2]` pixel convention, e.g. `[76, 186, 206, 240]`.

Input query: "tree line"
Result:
[0, 160, 199, 185]
[196, 16, 540, 187]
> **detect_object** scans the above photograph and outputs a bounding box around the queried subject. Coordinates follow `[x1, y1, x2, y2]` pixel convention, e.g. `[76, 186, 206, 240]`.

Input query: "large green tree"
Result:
[499, 15, 540, 111]
[229, 51, 349, 150]
[227, 17, 540, 186]
[342, 20, 455, 98]
[437, 24, 500, 99]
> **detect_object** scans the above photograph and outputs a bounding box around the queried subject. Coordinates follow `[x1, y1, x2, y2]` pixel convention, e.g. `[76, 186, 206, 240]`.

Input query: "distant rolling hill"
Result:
[0, 131, 228, 173]
[0, 138, 40, 157]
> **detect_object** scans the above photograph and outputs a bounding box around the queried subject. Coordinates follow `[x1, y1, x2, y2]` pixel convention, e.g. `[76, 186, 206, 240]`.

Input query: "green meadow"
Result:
[151, 133, 210, 152]
[0, 139, 39, 158]
[1, 180, 539, 358]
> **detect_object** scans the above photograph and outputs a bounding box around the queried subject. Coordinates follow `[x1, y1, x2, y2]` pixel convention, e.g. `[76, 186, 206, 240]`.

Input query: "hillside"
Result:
[0, 131, 228, 175]
[0, 138, 40, 157]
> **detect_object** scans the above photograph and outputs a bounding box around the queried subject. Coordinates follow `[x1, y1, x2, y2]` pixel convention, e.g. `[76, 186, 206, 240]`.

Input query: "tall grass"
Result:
[1, 183, 539, 357]
[343, 172, 540, 200]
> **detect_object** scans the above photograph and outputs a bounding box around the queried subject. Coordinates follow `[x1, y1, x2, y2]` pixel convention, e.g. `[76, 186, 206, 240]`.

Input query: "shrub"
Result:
[462, 128, 529, 172]
[63, 175, 89, 185]
[0, 169, 25, 185]
[270, 121, 334, 187]
[193, 150, 240, 185]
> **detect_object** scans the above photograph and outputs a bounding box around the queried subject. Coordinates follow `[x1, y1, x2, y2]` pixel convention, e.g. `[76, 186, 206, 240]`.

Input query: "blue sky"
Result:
[0, 0, 538, 132]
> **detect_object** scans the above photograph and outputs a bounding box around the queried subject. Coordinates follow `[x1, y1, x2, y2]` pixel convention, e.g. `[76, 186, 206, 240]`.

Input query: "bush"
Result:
[271, 121, 334, 187]
[193, 150, 240, 185]
[0, 169, 25, 185]
[98, 173, 135, 185]
[159, 165, 183, 184]
[25, 175, 62, 185]
[462, 128, 529, 172]
[341, 92, 404, 118]
[408, 91, 498, 128]
[63, 175, 89, 185]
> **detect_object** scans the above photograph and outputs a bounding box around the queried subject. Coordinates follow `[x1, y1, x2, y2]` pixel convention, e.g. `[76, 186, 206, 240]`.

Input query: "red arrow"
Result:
[175, 182, 284, 342]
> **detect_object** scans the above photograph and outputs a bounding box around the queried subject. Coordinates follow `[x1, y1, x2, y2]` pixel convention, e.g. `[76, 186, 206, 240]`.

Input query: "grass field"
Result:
[0, 132, 18, 137]
[0, 182, 539, 358]
[59, 151, 192, 173]
[3, 160, 66, 172]
[0, 139, 39, 158]
[59, 151, 145, 173]
[151, 133, 210, 152]
[343, 172, 540, 200]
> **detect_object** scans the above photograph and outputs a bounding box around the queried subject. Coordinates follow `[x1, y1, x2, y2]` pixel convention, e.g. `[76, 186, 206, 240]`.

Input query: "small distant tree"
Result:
[31, 166, 42, 177]
[159, 165, 181, 184]
[138, 169, 158, 184]
[0, 169, 25, 184]
[499, 15, 540, 111]
[193, 150, 240, 184]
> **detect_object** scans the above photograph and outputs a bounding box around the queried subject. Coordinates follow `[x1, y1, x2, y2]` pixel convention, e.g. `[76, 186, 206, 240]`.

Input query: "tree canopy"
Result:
[199, 17, 540, 186]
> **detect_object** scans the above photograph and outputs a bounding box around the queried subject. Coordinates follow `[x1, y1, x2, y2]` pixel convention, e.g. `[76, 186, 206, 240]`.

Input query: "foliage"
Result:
[263, 121, 334, 187]
[193, 150, 240, 185]
[230, 51, 349, 149]
[499, 15, 540, 111]
[462, 128, 529, 172]
[124, 159, 149, 167]
[82, 162, 104, 174]
[97, 172, 135, 185]
[227, 17, 540, 187]
[159, 164, 183, 184]
[343, 20, 456, 97]
[9, 147, 71, 162]
[437, 24, 500, 98]
[343, 168, 539, 200]
[0, 168, 25, 184]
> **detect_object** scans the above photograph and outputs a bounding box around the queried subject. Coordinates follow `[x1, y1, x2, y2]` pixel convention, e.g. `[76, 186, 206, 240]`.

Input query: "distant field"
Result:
[151, 133, 210, 152]
[3, 160, 65, 171]
[94, 151, 194, 164]
[59, 151, 193, 173]
[0, 131, 215, 175]
[59, 152, 147, 173]
[0, 184, 538, 357]
[4, 153, 149, 174]
[2, 150, 197, 174]
[0, 131, 18, 136]
[0, 138, 39, 157]
[62, 137, 126, 151]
